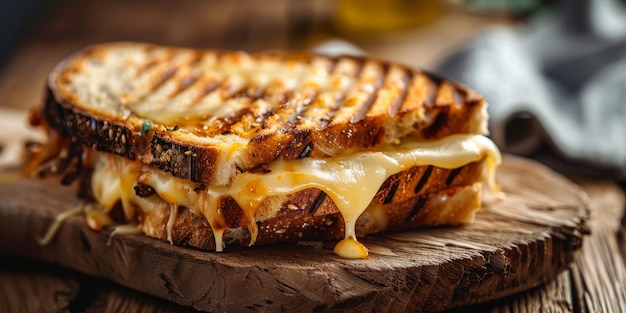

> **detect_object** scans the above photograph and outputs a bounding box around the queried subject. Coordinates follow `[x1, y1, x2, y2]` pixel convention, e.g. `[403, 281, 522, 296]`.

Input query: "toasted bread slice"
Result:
[140, 183, 483, 251]
[45, 42, 487, 186]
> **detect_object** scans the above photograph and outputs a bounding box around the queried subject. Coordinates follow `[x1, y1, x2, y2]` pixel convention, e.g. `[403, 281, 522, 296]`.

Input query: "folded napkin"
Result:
[437, 0, 626, 179]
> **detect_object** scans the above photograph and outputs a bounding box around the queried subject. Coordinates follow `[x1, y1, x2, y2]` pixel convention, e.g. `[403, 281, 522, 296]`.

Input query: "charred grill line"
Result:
[129, 63, 181, 117]
[169, 75, 199, 99]
[308, 191, 327, 215]
[188, 80, 220, 108]
[131, 52, 179, 103]
[315, 57, 362, 129]
[149, 67, 178, 92]
[276, 90, 294, 109]
[383, 179, 400, 204]
[135, 59, 158, 77]
[230, 85, 265, 102]
[220, 108, 254, 133]
[166, 52, 205, 99]
[285, 92, 318, 131]
[414, 165, 433, 194]
[221, 87, 270, 136]
[423, 110, 449, 139]
[405, 197, 427, 223]
[446, 167, 463, 186]
[316, 93, 345, 130]
[219, 83, 246, 102]
[350, 64, 388, 124]
[248, 87, 266, 101]
[388, 70, 412, 116]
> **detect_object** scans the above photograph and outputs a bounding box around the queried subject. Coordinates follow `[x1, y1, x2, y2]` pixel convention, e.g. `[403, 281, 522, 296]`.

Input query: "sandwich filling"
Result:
[84, 133, 500, 258]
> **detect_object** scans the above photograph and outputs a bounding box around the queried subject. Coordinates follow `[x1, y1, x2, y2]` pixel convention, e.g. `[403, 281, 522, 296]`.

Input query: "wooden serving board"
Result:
[0, 155, 588, 312]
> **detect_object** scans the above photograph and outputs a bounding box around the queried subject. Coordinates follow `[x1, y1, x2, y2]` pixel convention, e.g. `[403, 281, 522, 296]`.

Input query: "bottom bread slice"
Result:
[139, 183, 482, 251]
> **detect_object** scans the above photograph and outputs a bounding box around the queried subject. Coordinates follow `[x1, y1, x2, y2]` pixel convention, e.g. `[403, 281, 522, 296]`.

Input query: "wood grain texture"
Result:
[0, 155, 588, 312]
[450, 180, 626, 313]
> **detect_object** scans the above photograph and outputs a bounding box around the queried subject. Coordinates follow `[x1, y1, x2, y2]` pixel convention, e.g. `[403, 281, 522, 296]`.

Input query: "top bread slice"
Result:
[44, 42, 487, 186]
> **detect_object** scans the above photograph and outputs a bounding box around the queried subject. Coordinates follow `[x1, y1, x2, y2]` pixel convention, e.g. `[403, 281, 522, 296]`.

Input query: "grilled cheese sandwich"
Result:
[30, 42, 501, 258]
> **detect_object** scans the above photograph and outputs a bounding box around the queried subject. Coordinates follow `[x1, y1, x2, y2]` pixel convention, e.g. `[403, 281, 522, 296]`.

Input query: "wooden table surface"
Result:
[0, 1, 625, 312]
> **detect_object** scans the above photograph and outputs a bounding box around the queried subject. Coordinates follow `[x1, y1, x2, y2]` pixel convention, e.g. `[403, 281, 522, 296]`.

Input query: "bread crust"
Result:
[45, 42, 487, 185]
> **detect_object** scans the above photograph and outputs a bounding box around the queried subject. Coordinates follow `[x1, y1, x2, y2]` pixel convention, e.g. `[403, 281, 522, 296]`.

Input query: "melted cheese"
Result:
[91, 153, 142, 220]
[89, 134, 501, 258]
[38, 205, 83, 245]
[107, 224, 142, 245]
[166, 204, 178, 245]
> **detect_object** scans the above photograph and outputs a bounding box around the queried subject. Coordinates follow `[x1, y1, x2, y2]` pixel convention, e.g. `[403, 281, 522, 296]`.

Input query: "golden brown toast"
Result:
[45, 42, 488, 186]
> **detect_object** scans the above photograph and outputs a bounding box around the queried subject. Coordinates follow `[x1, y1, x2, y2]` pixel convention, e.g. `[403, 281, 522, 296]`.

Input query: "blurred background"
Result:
[0, 0, 534, 109]
[1, 0, 626, 181]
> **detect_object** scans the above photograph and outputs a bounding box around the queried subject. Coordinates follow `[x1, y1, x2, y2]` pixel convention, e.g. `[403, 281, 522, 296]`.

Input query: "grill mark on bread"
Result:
[308, 191, 327, 215]
[284, 91, 318, 132]
[414, 165, 433, 194]
[219, 81, 244, 101]
[405, 196, 427, 223]
[388, 70, 412, 116]
[169, 75, 198, 99]
[244, 87, 266, 101]
[135, 59, 159, 77]
[224, 87, 270, 134]
[188, 79, 220, 108]
[316, 93, 345, 129]
[446, 167, 463, 186]
[218, 108, 254, 135]
[423, 108, 449, 139]
[394, 72, 428, 114]
[130, 62, 177, 104]
[317, 58, 364, 128]
[151, 52, 204, 99]
[383, 179, 400, 204]
[149, 67, 178, 92]
[351, 63, 387, 123]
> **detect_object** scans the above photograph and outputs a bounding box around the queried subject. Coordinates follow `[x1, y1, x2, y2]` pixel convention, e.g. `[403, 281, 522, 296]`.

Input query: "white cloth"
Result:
[437, 0, 626, 179]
